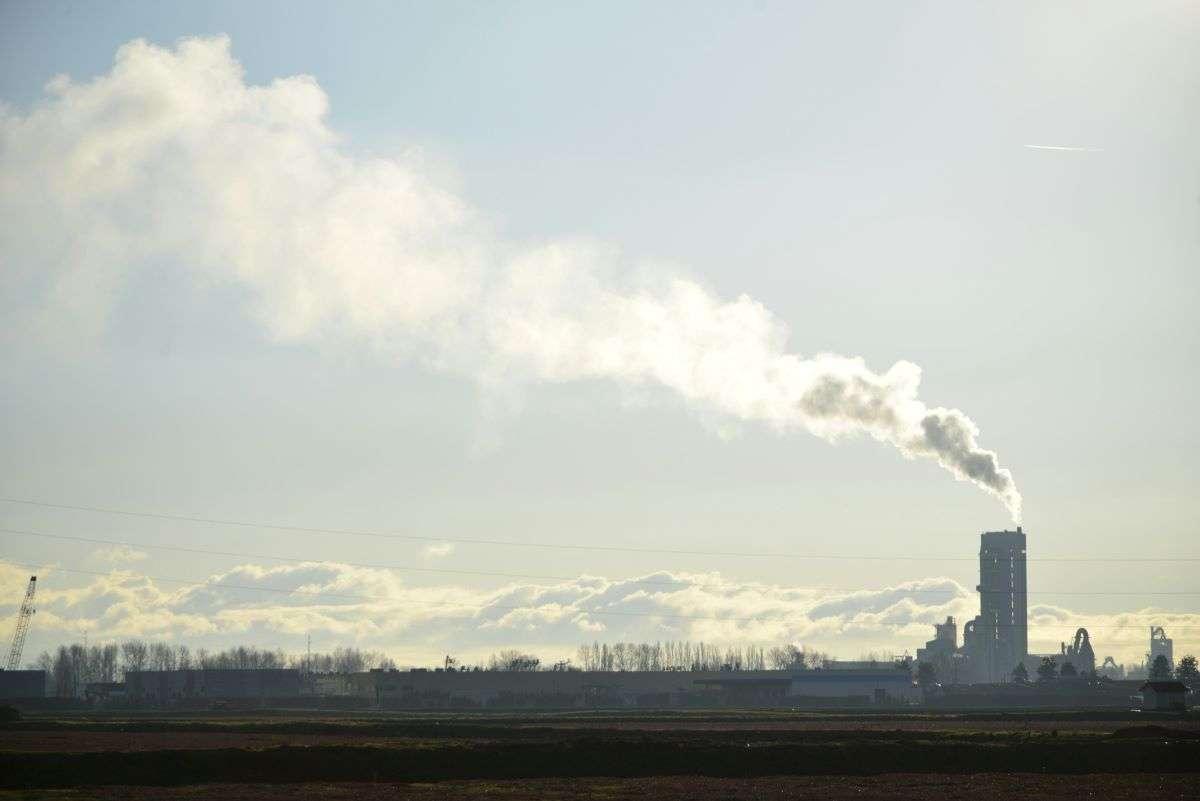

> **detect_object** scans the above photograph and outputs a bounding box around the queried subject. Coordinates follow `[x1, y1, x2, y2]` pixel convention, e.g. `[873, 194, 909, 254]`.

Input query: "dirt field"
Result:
[2, 775, 1196, 801]
[5, 713, 1199, 754]
[0, 730, 440, 753]
[2, 710, 1197, 796]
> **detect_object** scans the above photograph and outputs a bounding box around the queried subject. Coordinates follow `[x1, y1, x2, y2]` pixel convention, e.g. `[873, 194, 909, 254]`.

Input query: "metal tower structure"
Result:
[5, 576, 37, 671]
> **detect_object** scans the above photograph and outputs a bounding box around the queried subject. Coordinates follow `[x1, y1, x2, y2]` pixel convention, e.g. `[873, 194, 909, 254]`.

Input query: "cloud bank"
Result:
[2, 560, 1190, 667]
[0, 36, 1022, 518]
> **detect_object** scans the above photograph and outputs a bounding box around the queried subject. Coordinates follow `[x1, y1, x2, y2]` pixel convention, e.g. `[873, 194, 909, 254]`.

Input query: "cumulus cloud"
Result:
[3, 559, 1190, 666]
[0, 35, 1021, 518]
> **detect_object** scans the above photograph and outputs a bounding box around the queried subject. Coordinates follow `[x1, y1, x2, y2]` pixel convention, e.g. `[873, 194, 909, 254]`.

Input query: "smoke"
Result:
[0, 36, 1021, 520]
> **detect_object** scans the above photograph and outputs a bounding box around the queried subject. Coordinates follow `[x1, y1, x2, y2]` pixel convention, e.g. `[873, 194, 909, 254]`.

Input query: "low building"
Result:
[0, 669, 47, 699]
[1139, 681, 1189, 712]
[348, 667, 917, 708]
[351, 668, 721, 707]
[85, 682, 127, 702]
[789, 668, 918, 704]
[125, 669, 301, 701]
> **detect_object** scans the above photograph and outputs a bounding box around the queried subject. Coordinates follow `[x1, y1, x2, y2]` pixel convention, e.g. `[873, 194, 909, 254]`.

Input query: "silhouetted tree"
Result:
[1150, 654, 1172, 680]
[1036, 657, 1058, 683]
[1176, 655, 1198, 689]
[120, 640, 149, 674]
[177, 645, 192, 670]
[149, 642, 176, 671]
[1060, 662, 1078, 678]
[768, 645, 811, 670]
[99, 644, 119, 682]
[1011, 662, 1029, 684]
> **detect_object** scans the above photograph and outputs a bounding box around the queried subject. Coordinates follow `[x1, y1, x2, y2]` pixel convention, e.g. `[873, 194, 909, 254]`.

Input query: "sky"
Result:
[1, 0, 1198, 668]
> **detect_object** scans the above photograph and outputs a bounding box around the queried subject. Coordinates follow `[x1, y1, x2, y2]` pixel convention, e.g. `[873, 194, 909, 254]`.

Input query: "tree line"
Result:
[1020, 653, 1198, 686]
[569, 641, 834, 672]
[29, 641, 397, 698]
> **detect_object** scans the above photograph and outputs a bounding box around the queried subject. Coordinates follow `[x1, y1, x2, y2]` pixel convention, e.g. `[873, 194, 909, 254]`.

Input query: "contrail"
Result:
[1024, 144, 1104, 152]
[0, 36, 1024, 522]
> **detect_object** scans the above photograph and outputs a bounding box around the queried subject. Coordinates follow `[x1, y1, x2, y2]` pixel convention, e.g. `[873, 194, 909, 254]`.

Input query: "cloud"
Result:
[93, 545, 149, 563]
[422, 543, 455, 559]
[3, 559, 1191, 667]
[0, 35, 1021, 519]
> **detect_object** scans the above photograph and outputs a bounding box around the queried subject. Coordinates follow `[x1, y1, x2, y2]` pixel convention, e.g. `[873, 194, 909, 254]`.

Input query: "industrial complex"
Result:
[0, 528, 1193, 710]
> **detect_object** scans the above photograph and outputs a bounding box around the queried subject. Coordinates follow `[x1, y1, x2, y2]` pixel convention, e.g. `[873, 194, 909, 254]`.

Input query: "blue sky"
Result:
[1, 1, 1197, 666]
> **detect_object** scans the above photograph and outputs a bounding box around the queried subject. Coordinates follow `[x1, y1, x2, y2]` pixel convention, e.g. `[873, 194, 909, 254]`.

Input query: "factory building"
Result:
[1059, 628, 1096, 674]
[0, 669, 47, 699]
[1022, 628, 1097, 678]
[916, 617, 958, 683]
[959, 528, 1028, 683]
[916, 528, 1179, 689]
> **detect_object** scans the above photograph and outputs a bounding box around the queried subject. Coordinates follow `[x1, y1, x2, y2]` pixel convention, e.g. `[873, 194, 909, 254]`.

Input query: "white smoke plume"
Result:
[0, 36, 1021, 520]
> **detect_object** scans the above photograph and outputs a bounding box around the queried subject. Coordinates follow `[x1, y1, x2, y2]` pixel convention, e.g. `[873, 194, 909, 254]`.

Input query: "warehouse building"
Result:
[0, 669, 47, 699]
[125, 669, 301, 701]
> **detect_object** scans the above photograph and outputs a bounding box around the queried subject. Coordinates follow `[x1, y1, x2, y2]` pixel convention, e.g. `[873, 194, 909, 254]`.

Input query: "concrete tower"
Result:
[963, 528, 1028, 682]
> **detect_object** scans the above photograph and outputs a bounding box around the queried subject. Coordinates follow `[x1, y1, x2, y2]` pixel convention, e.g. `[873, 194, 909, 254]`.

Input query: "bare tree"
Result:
[121, 640, 149, 674]
[149, 642, 177, 671]
[52, 645, 90, 697]
[332, 647, 366, 674]
[99, 644, 119, 682]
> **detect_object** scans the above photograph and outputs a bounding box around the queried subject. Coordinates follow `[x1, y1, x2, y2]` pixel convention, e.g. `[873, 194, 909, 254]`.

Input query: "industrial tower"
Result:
[1150, 626, 1174, 671]
[5, 576, 37, 671]
[961, 529, 1027, 682]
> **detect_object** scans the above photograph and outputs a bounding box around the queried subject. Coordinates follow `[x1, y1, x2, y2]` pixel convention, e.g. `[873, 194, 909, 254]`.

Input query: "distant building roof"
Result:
[1139, 681, 1188, 693]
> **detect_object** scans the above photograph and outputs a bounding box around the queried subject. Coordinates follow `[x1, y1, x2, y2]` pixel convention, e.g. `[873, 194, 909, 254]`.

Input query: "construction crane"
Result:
[5, 576, 36, 671]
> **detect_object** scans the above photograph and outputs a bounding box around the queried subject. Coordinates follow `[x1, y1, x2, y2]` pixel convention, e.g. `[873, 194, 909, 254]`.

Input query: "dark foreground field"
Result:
[2, 710, 1197, 799]
[3, 775, 1198, 801]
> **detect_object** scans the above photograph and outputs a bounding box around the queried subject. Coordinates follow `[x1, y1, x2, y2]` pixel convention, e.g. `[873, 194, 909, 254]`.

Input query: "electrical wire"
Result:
[3, 526, 1198, 596]
[3, 497, 1197, 562]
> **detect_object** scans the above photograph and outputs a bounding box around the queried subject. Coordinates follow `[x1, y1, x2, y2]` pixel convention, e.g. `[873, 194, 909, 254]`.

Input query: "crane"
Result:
[5, 576, 36, 671]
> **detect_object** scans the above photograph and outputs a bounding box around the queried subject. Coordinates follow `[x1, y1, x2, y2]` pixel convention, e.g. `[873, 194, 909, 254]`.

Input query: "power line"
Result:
[3, 497, 1198, 563]
[4, 559, 1200, 630]
[1, 527, 699, 590]
[3, 526, 1199, 597]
